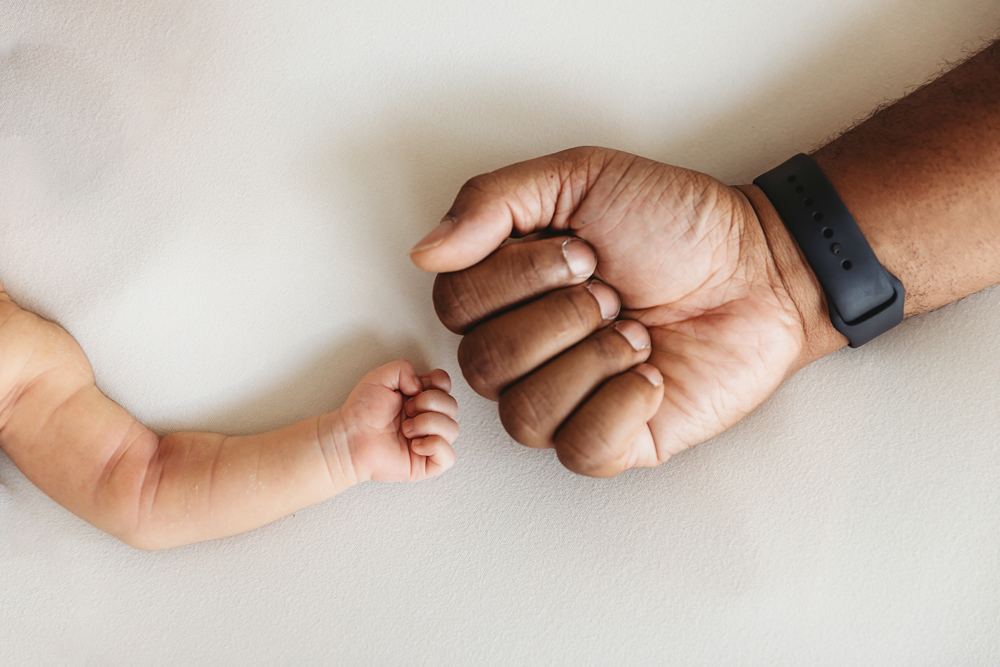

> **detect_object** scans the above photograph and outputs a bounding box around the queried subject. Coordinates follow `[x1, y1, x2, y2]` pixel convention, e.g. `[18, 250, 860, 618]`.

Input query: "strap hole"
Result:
[842, 260, 852, 270]
[795, 185, 805, 194]
[787, 175, 797, 183]
[831, 243, 842, 254]
[803, 198, 813, 206]
[813, 212, 824, 222]
[822, 228, 834, 238]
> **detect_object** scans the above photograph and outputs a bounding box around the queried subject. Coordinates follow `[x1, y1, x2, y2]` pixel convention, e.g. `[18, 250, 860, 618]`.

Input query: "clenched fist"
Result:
[411, 146, 837, 477]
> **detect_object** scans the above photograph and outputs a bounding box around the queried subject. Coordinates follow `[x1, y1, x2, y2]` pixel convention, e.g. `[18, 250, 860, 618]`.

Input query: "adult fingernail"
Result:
[410, 216, 456, 253]
[562, 237, 597, 278]
[614, 320, 650, 351]
[587, 280, 620, 320]
[633, 363, 663, 387]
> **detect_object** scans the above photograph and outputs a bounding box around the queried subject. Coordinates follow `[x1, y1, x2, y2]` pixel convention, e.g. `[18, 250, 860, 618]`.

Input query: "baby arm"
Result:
[0, 282, 457, 550]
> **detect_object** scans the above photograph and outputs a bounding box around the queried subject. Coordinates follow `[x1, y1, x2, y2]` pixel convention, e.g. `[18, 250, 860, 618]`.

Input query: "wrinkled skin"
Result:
[412, 147, 806, 476]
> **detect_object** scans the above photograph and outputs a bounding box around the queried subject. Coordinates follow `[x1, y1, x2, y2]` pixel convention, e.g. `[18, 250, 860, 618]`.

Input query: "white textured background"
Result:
[2, 1, 1000, 664]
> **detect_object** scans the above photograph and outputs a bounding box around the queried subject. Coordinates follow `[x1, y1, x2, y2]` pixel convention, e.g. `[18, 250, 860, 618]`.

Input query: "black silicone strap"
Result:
[753, 153, 904, 347]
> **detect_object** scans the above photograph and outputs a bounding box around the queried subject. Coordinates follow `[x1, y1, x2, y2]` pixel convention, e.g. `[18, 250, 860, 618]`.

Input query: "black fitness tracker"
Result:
[753, 153, 904, 347]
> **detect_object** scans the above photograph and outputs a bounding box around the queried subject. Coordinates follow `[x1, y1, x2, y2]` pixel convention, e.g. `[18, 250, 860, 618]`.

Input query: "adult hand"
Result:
[410, 147, 836, 477]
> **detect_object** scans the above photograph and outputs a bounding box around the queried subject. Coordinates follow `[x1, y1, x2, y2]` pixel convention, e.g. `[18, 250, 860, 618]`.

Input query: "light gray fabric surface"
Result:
[2, 1, 999, 664]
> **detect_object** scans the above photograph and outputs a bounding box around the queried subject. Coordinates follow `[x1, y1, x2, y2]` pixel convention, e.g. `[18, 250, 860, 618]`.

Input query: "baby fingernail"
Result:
[562, 238, 597, 278]
[402, 419, 414, 435]
[410, 216, 456, 253]
[614, 320, 650, 351]
[587, 280, 620, 320]
[633, 363, 663, 387]
[405, 397, 417, 415]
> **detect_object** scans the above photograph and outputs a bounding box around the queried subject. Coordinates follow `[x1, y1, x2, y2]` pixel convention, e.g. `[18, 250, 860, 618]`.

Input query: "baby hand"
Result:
[0, 276, 457, 548]
[334, 360, 458, 484]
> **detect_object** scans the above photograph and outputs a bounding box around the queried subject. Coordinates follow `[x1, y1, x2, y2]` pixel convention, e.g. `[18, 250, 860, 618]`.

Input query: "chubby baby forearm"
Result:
[0, 286, 457, 550]
[0, 294, 351, 548]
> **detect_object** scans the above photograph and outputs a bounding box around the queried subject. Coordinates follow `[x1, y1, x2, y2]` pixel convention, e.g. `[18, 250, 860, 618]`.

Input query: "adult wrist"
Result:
[809, 149, 917, 317]
[734, 184, 848, 369]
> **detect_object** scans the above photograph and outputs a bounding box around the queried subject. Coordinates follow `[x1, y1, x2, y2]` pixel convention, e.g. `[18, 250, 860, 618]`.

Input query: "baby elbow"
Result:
[111, 525, 182, 551]
[94, 494, 181, 551]
[114, 530, 156, 551]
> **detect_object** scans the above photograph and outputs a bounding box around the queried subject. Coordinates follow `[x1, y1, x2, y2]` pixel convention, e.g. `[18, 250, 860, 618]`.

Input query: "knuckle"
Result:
[432, 239, 580, 335]
[433, 273, 484, 334]
[439, 417, 459, 440]
[515, 241, 564, 285]
[589, 329, 633, 367]
[498, 386, 549, 448]
[460, 173, 495, 195]
[556, 436, 608, 477]
[564, 146, 613, 173]
[555, 419, 628, 478]
[549, 287, 598, 331]
[457, 330, 505, 400]
[425, 369, 452, 392]
[559, 145, 592, 165]
[455, 172, 505, 207]
[412, 413, 431, 431]
[434, 248, 536, 334]
[416, 392, 437, 411]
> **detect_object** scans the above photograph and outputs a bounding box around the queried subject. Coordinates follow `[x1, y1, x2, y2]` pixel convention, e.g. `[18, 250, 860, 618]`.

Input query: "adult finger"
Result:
[433, 236, 598, 334]
[498, 320, 652, 449]
[553, 364, 664, 478]
[409, 148, 608, 273]
[458, 281, 620, 400]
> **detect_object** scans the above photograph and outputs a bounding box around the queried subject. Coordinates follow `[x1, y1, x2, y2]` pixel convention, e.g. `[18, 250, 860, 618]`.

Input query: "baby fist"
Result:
[337, 360, 458, 484]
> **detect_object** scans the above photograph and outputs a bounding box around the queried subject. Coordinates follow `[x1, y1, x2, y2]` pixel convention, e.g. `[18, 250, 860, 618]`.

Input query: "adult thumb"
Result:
[409, 147, 604, 274]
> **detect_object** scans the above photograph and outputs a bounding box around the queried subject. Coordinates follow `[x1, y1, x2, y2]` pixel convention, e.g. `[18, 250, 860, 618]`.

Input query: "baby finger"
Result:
[405, 389, 458, 419]
[419, 369, 452, 393]
[411, 435, 456, 477]
[402, 412, 459, 443]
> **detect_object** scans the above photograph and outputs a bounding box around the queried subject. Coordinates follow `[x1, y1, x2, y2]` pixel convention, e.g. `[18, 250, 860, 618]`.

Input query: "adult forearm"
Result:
[814, 41, 1000, 316]
[745, 41, 1000, 366]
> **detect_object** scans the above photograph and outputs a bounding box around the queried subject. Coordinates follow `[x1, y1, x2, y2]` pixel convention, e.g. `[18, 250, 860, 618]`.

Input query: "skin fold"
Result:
[0, 283, 458, 549]
[412, 42, 1000, 478]
[3, 41, 998, 547]
[418, 149, 803, 475]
